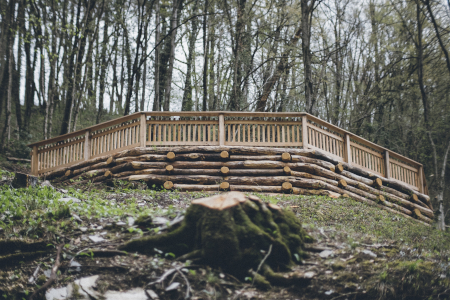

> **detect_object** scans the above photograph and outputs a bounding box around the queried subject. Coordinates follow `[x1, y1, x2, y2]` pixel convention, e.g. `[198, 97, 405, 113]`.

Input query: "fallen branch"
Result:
[29, 244, 64, 300]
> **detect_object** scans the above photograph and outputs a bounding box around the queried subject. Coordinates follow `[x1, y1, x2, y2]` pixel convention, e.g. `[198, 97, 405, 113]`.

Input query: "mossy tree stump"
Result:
[119, 192, 308, 287]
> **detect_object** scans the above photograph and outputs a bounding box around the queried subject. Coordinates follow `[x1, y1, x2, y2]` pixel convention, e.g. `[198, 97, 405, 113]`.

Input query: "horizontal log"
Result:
[229, 155, 281, 161]
[343, 185, 412, 216]
[115, 154, 167, 164]
[110, 161, 169, 173]
[292, 188, 341, 198]
[129, 174, 223, 185]
[172, 184, 220, 191]
[112, 146, 316, 159]
[290, 171, 341, 188]
[229, 185, 283, 193]
[291, 155, 335, 172]
[173, 153, 229, 161]
[64, 168, 109, 183]
[72, 161, 113, 177]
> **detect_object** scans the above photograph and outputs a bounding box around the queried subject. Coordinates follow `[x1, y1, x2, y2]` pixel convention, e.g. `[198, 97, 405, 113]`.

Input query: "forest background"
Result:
[0, 0, 449, 224]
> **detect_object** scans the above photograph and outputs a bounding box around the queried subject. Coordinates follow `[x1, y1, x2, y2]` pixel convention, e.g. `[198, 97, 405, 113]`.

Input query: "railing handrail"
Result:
[28, 111, 425, 193]
[28, 111, 423, 167]
[27, 112, 142, 147]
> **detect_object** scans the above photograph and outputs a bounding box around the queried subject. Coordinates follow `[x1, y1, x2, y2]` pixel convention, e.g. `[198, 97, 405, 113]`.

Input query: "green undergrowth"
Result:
[1, 176, 449, 255]
[257, 194, 450, 254]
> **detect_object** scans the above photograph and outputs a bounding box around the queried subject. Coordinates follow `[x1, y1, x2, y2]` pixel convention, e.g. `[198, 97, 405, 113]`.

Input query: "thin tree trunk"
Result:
[163, 0, 179, 111]
[302, 0, 316, 114]
[4, 20, 14, 143]
[202, 0, 208, 111]
[97, 10, 109, 123]
[140, 19, 149, 111]
[181, 0, 199, 111]
[153, 0, 161, 111]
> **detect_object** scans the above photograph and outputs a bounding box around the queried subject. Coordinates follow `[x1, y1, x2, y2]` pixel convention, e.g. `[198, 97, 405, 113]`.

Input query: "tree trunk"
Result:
[153, 0, 161, 111]
[181, 0, 199, 111]
[163, 0, 179, 111]
[97, 9, 109, 123]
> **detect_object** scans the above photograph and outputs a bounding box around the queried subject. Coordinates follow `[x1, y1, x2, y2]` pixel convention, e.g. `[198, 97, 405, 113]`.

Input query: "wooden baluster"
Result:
[198, 124, 202, 142]
[418, 166, 424, 193]
[31, 146, 39, 175]
[277, 125, 281, 143]
[219, 114, 225, 146]
[384, 151, 390, 179]
[262, 125, 265, 143]
[257, 125, 260, 142]
[237, 124, 240, 142]
[282, 126, 285, 144]
[203, 124, 206, 142]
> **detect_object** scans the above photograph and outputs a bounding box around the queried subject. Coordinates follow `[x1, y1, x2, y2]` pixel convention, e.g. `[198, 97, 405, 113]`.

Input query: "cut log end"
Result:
[65, 170, 72, 177]
[281, 152, 291, 162]
[167, 152, 176, 161]
[338, 179, 347, 188]
[192, 191, 246, 210]
[166, 165, 174, 173]
[219, 182, 230, 190]
[220, 151, 229, 159]
[335, 163, 344, 173]
[104, 170, 112, 178]
[410, 194, 419, 203]
[221, 166, 230, 175]
[413, 208, 422, 218]
[281, 182, 293, 192]
[106, 157, 114, 165]
[283, 166, 291, 175]
[377, 195, 385, 203]
[373, 178, 383, 188]
[164, 181, 174, 190]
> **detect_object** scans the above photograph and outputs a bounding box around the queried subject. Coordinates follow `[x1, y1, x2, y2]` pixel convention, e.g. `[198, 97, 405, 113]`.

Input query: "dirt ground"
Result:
[0, 169, 449, 299]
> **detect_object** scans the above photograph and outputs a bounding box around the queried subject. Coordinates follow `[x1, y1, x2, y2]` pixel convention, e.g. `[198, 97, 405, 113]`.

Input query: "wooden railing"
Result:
[28, 111, 426, 194]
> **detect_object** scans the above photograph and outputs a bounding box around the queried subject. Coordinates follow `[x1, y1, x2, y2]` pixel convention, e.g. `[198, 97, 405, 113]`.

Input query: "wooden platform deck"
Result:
[28, 112, 427, 195]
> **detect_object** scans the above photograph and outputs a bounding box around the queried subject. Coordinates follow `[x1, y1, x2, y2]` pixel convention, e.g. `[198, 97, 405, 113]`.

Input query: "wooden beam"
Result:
[344, 134, 351, 164]
[219, 114, 225, 146]
[31, 146, 38, 176]
[302, 116, 308, 149]
[384, 151, 390, 179]
[418, 165, 424, 193]
[84, 130, 91, 161]
[140, 113, 146, 147]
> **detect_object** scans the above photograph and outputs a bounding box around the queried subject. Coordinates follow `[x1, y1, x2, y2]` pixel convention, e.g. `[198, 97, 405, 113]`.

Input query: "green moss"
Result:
[119, 196, 306, 283]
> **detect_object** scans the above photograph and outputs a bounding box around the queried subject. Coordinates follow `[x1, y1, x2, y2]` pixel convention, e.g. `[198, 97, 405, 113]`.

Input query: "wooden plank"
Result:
[147, 120, 218, 125]
[302, 116, 311, 149]
[31, 146, 38, 175]
[225, 142, 303, 147]
[219, 114, 225, 146]
[419, 165, 424, 193]
[390, 159, 419, 173]
[140, 113, 146, 147]
[344, 134, 351, 163]
[84, 130, 90, 161]
[146, 141, 220, 146]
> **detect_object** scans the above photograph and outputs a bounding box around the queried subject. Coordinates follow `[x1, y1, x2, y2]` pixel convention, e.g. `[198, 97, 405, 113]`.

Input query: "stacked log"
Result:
[42, 146, 433, 225]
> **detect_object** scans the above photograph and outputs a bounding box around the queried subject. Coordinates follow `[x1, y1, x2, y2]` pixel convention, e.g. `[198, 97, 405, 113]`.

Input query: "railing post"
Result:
[418, 165, 424, 193]
[344, 134, 351, 163]
[301, 115, 308, 149]
[84, 130, 90, 161]
[140, 113, 147, 147]
[219, 114, 225, 146]
[384, 151, 390, 179]
[31, 146, 38, 176]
